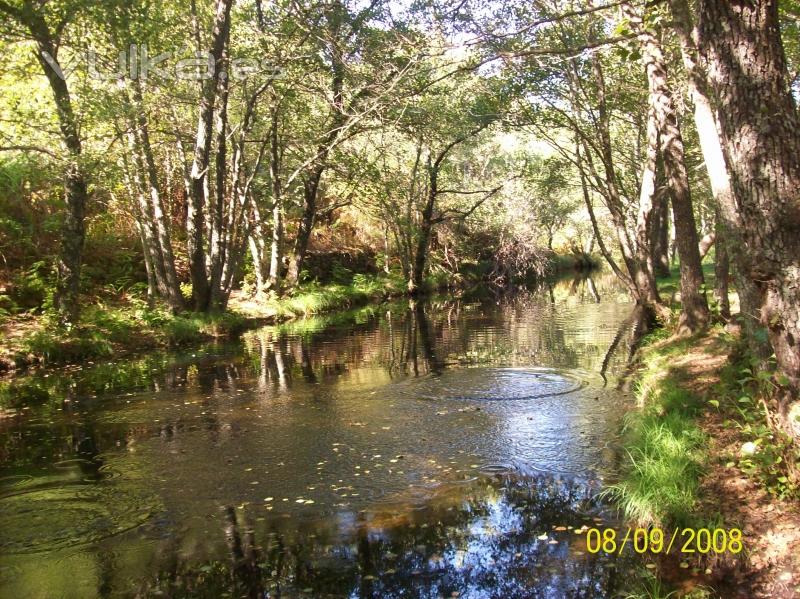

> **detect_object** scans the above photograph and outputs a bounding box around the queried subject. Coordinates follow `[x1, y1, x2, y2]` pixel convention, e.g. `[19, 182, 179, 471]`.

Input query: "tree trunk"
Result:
[670, 0, 770, 358]
[714, 213, 731, 320]
[286, 169, 322, 287]
[698, 232, 715, 261]
[573, 57, 657, 308]
[267, 109, 284, 292]
[575, 139, 633, 292]
[120, 150, 157, 306]
[26, 17, 88, 324]
[651, 189, 671, 277]
[699, 0, 800, 418]
[208, 41, 231, 311]
[587, 58, 641, 294]
[284, 8, 347, 290]
[632, 105, 662, 306]
[248, 202, 270, 295]
[187, 0, 232, 311]
[129, 79, 184, 311]
[629, 5, 709, 334]
[409, 161, 437, 296]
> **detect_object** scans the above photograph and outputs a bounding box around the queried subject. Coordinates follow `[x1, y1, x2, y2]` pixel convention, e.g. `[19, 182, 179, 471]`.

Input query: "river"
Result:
[0, 274, 647, 598]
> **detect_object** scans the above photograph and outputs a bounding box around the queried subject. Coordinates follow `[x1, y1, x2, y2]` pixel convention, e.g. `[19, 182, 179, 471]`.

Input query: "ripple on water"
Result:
[407, 367, 587, 401]
[0, 484, 159, 554]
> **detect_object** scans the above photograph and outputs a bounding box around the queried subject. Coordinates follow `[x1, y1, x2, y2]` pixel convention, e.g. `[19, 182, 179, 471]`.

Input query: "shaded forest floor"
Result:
[623, 329, 800, 598]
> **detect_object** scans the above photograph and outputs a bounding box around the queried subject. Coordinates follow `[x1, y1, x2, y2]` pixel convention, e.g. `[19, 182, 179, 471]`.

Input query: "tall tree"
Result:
[0, 0, 89, 324]
[625, 2, 709, 334]
[670, 0, 769, 356]
[187, 0, 233, 311]
[698, 0, 800, 428]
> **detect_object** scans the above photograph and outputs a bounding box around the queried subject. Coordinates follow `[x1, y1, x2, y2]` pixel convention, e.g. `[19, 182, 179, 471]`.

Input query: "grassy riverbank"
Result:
[0, 273, 412, 372]
[0, 251, 600, 374]
[614, 303, 800, 596]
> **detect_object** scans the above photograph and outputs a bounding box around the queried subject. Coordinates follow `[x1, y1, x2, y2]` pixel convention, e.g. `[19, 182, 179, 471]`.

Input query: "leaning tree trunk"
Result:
[699, 0, 800, 429]
[187, 0, 232, 311]
[632, 105, 662, 307]
[284, 12, 346, 291]
[409, 162, 437, 296]
[628, 3, 709, 334]
[581, 59, 643, 299]
[286, 168, 323, 288]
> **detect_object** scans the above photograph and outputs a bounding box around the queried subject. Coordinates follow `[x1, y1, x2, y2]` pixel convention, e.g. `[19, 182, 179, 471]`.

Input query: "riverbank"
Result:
[0, 252, 599, 375]
[0, 273, 410, 374]
[617, 324, 800, 598]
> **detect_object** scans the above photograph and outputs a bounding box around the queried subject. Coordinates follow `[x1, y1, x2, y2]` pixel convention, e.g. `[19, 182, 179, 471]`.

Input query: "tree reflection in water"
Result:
[1, 275, 642, 598]
[139, 474, 631, 598]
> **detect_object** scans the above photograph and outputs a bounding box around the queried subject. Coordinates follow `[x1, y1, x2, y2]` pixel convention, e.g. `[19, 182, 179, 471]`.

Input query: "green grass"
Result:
[11, 305, 250, 368]
[265, 273, 407, 319]
[608, 334, 708, 527]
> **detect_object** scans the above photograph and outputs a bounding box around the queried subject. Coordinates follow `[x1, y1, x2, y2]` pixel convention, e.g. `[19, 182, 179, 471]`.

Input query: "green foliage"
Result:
[623, 570, 713, 599]
[608, 336, 706, 527]
[9, 303, 249, 368]
[717, 345, 800, 499]
[266, 273, 406, 318]
[9, 260, 55, 312]
[19, 326, 114, 365]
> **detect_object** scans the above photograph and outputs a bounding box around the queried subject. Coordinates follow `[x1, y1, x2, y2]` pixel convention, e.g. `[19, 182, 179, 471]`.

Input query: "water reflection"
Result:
[0, 274, 643, 598]
[137, 475, 630, 599]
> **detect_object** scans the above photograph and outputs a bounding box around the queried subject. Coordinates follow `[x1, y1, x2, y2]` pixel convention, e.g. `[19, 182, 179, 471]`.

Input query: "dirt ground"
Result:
[664, 333, 800, 598]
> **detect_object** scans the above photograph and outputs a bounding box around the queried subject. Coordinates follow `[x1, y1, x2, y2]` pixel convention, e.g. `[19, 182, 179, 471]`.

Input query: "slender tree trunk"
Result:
[126, 126, 170, 296]
[714, 213, 731, 320]
[248, 201, 269, 295]
[208, 42, 231, 311]
[129, 79, 183, 311]
[588, 58, 641, 290]
[699, 0, 800, 422]
[409, 160, 437, 295]
[576, 140, 632, 292]
[284, 9, 346, 290]
[651, 189, 671, 278]
[632, 105, 662, 306]
[120, 151, 156, 306]
[267, 110, 284, 291]
[25, 19, 88, 324]
[627, 3, 709, 334]
[188, 0, 233, 311]
[575, 58, 655, 304]
[286, 169, 322, 287]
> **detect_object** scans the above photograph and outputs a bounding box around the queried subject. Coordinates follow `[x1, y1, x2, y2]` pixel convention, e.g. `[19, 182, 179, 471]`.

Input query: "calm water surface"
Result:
[0, 275, 646, 598]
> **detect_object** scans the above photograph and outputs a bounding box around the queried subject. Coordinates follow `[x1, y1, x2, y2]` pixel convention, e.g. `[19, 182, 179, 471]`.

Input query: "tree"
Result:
[624, 1, 710, 334]
[0, 0, 90, 324]
[698, 0, 800, 431]
[187, 0, 233, 311]
[669, 0, 769, 357]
